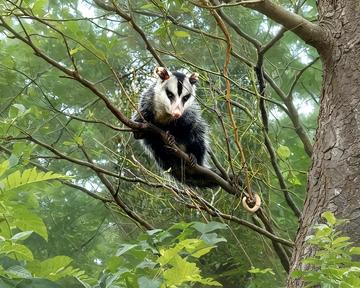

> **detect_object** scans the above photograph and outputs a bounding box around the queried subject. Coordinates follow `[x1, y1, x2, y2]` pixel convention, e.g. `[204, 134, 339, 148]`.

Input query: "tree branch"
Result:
[209, 0, 262, 50]
[237, 0, 326, 51]
[0, 145, 112, 203]
[288, 57, 320, 98]
[254, 54, 301, 218]
[188, 204, 294, 247]
[229, 50, 314, 157]
[80, 145, 154, 230]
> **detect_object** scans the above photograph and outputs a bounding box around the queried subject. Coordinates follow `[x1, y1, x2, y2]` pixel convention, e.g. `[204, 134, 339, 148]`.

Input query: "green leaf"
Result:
[136, 258, 157, 269]
[74, 136, 83, 146]
[69, 46, 84, 56]
[0, 219, 12, 239]
[173, 30, 190, 38]
[8, 154, 19, 168]
[32, 0, 49, 16]
[277, 145, 291, 159]
[11, 231, 33, 242]
[65, 22, 106, 61]
[158, 239, 212, 266]
[116, 244, 138, 256]
[0, 167, 70, 192]
[163, 255, 199, 286]
[179, 238, 205, 251]
[12, 142, 32, 157]
[26, 256, 72, 280]
[9, 104, 30, 118]
[314, 225, 332, 238]
[192, 221, 228, 234]
[194, 276, 222, 286]
[168, 222, 192, 231]
[302, 257, 322, 265]
[288, 174, 302, 186]
[163, 255, 221, 286]
[200, 233, 227, 245]
[63, 141, 75, 146]
[3, 278, 62, 288]
[0, 160, 9, 178]
[0, 242, 34, 260]
[158, 246, 182, 266]
[13, 207, 48, 241]
[349, 247, 360, 255]
[106, 256, 124, 273]
[5, 266, 32, 279]
[322, 211, 336, 226]
[177, 238, 215, 259]
[191, 246, 214, 258]
[154, 22, 169, 38]
[333, 236, 351, 245]
[12, 104, 26, 114]
[137, 276, 161, 288]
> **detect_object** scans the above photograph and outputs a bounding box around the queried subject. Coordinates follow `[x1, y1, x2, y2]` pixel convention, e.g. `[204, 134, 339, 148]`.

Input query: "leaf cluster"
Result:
[98, 221, 228, 287]
[292, 212, 360, 287]
[0, 159, 94, 287]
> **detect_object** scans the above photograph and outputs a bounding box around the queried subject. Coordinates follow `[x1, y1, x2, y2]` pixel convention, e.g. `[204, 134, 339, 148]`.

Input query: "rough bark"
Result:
[288, 0, 360, 286]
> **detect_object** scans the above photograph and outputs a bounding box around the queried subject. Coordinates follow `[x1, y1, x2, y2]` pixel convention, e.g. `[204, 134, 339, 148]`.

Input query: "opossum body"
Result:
[132, 67, 212, 187]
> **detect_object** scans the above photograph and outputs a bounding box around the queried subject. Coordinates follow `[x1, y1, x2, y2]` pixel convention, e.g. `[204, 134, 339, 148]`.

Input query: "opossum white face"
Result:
[153, 67, 198, 122]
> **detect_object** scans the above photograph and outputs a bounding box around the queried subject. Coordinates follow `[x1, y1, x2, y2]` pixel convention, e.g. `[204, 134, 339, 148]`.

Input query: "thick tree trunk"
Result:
[288, 1, 360, 287]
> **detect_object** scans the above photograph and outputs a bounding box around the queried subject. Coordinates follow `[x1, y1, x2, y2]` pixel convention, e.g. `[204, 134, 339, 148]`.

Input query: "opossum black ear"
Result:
[189, 72, 199, 85]
[155, 67, 170, 81]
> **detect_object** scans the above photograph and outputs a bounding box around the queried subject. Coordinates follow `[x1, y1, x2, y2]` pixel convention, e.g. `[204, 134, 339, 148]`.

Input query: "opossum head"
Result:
[153, 67, 198, 122]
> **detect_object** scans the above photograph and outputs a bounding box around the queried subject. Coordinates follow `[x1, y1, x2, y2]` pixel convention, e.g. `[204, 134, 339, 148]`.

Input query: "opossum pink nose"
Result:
[172, 111, 182, 119]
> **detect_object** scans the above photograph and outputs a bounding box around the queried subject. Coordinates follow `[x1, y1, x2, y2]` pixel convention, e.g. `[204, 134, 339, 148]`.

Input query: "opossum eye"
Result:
[166, 89, 175, 101]
[182, 94, 191, 103]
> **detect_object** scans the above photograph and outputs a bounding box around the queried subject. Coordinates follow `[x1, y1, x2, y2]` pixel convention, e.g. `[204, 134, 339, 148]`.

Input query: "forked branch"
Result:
[231, 0, 327, 51]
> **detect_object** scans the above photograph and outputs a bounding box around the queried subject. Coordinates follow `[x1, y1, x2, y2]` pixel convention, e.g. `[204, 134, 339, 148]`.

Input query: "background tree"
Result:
[0, 0, 358, 287]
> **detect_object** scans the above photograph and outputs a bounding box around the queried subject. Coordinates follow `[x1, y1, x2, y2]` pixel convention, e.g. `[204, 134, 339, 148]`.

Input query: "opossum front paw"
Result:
[188, 153, 197, 167]
[165, 131, 176, 146]
[230, 173, 243, 187]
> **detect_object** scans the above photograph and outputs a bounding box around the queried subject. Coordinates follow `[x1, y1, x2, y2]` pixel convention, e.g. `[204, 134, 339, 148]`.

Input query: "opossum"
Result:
[132, 67, 215, 187]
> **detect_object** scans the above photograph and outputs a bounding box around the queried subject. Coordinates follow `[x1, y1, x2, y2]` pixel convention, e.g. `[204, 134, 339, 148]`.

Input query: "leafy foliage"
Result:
[292, 212, 360, 287]
[0, 166, 70, 193]
[0, 159, 94, 287]
[100, 222, 226, 287]
[0, 159, 228, 287]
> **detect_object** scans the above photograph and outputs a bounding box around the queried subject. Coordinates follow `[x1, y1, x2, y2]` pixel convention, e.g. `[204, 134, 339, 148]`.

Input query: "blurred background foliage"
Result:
[0, 0, 321, 287]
